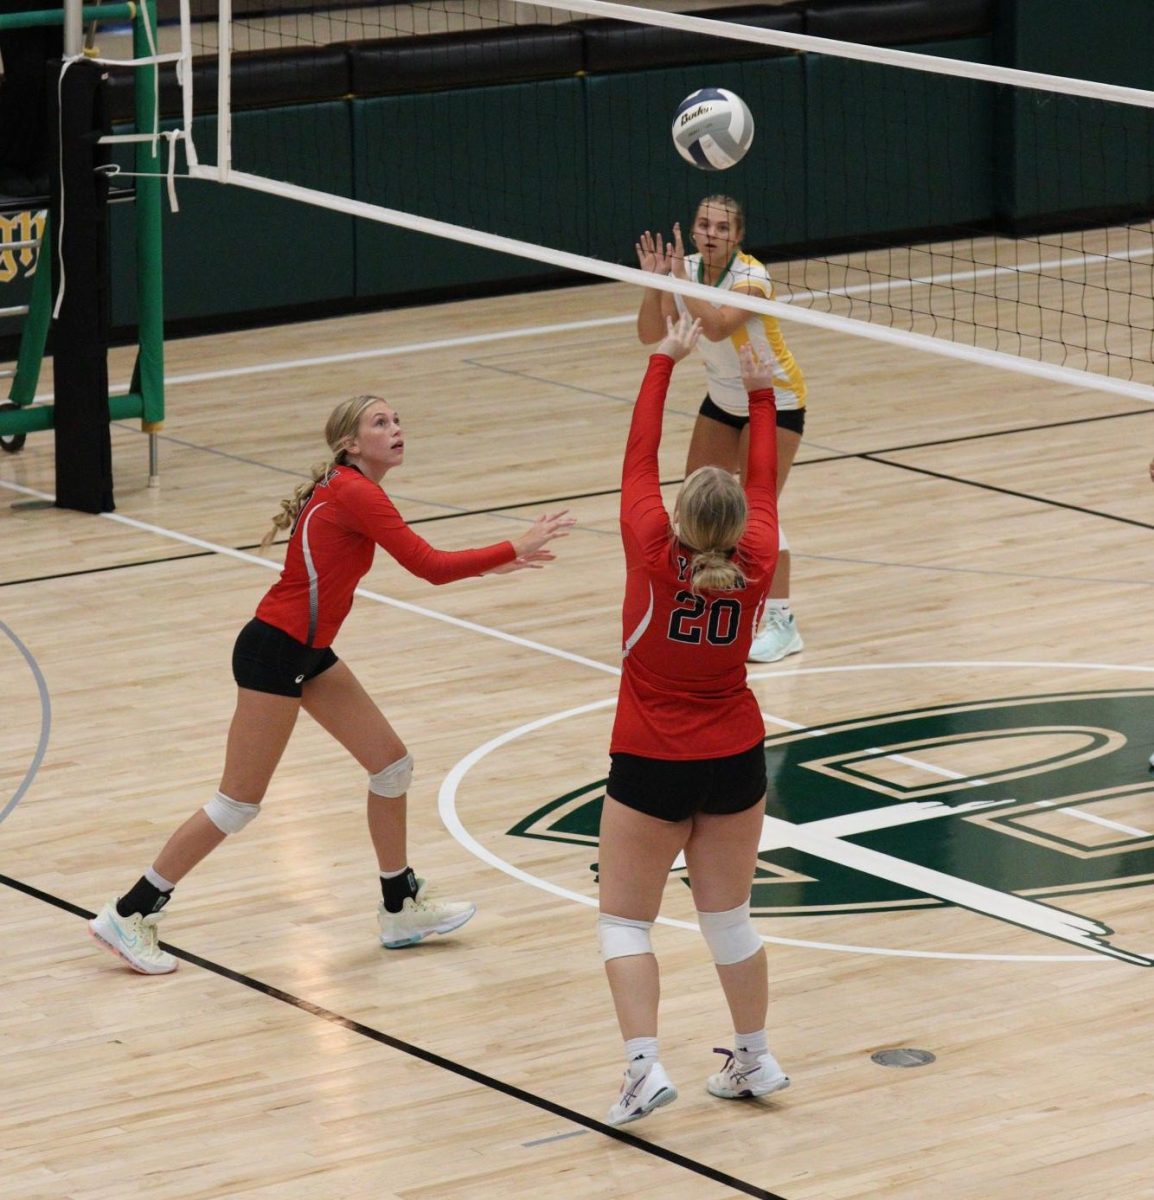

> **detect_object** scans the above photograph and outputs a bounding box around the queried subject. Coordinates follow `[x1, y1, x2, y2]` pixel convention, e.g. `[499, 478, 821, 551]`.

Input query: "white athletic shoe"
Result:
[377, 879, 476, 949]
[606, 1060, 679, 1126]
[707, 1048, 791, 1099]
[88, 902, 178, 975]
[748, 610, 804, 663]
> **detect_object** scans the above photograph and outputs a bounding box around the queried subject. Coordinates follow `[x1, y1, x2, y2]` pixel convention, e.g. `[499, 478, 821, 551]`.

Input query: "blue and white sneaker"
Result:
[748, 610, 804, 663]
[707, 1048, 790, 1099]
[606, 1060, 678, 1126]
[89, 901, 178, 974]
[378, 879, 476, 949]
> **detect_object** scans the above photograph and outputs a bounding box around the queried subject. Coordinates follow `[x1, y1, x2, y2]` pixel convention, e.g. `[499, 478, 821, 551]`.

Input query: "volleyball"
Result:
[672, 88, 755, 171]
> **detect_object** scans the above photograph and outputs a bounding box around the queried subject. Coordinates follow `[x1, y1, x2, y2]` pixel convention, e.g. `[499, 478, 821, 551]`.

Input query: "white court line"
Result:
[24, 315, 637, 403]
[0, 478, 620, 677]
[18, 238, 1154, 405]
[436, 691, 1135, 964]
[1034, 799, 1152, 839]
[7, 476, 1151, 960]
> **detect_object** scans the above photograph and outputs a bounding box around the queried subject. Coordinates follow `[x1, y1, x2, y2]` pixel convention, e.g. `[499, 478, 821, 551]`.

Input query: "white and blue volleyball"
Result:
[672, 88, 755, 171]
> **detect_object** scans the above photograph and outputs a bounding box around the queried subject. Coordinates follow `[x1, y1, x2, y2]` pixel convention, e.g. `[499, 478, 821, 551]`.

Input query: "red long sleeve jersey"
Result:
[610, 355, 779, 760]
[256, 465, 515, 648]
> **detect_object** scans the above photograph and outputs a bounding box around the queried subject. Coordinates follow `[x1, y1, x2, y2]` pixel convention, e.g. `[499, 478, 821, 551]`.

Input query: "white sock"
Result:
[765, 599, 791, 617]
[734, 1029, 768, 1068]
[379, 866, 409, 879]
[144, 865, 175, 892]
[624, 1036, 659, 1072]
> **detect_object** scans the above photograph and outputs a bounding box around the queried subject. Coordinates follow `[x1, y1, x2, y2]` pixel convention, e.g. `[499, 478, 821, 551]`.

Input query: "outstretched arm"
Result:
[621, 314, 702, 550]
[738, 343, 780, 565]
[346, 482, 568, 583]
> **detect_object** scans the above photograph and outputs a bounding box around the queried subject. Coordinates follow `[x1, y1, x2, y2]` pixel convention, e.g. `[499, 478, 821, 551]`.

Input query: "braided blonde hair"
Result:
[259, 394, 386, 553]
[674, 466, 748, 593]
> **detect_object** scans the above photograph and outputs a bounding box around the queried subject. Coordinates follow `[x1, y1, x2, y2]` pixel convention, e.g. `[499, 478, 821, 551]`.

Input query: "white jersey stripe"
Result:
[299, 501, 327, 646]
[621, 582, 655, 660]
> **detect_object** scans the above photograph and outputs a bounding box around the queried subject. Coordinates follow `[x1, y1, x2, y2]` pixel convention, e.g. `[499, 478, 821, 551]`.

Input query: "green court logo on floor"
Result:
[507, 690, 1154, 964]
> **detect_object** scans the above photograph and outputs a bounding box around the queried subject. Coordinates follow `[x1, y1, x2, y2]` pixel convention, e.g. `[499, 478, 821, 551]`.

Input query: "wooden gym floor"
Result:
[3, 275, 1154, 1200]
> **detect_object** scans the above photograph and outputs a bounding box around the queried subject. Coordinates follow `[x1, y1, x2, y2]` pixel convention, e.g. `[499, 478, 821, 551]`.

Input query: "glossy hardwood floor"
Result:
[3, 276, 1154, 1200]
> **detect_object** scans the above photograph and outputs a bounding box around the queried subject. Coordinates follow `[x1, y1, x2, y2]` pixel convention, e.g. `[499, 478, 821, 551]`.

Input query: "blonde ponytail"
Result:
[674, 466, 748, 593]
[258, 462, 335, 553]
[687, 547, 745, 593]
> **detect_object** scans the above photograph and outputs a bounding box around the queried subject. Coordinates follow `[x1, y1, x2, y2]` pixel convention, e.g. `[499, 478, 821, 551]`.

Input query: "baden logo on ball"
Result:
[672, 88, 755, 171]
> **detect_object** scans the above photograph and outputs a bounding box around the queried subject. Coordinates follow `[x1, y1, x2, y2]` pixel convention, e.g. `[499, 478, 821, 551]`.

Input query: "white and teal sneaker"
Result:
[89, 902, 178, 975]
[748, 610, 804, 663]
[378, 879, 476, 949]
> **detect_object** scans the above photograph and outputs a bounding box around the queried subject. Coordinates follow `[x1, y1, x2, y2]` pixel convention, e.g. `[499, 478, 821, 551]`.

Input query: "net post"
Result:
[63, 0, 82, 55]
[51, 54, 114, 513]
[216, 0, 232, 182]
[131, 0, 165, 486]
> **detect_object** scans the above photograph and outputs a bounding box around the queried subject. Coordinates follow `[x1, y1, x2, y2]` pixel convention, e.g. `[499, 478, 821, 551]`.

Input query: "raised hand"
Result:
[635, 230, 672, 275]
[656, 312, 702, 363]
[739, 342, 777, 394]
[492, 509, 577, 572]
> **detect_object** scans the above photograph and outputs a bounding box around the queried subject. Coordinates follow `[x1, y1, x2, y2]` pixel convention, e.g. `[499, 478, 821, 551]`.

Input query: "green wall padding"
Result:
[998, 0, 1154, 226]
[806, 37, 995, 243]
[352, 79, 587, 297]
[111, 103, 355, 325]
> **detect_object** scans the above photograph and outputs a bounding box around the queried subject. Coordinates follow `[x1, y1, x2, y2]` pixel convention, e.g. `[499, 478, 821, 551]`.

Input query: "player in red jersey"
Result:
[600, 314, 791, 1125]
[90, 394, 574, 974]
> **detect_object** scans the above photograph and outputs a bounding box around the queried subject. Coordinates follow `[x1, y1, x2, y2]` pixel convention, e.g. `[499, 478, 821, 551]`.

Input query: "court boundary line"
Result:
[0, 871, 790, 1200]
[865, 455, 1154, 532]
[0, 478, 621, 677]
[436, 679, 1145, 965]
[0, 619, 50, 826]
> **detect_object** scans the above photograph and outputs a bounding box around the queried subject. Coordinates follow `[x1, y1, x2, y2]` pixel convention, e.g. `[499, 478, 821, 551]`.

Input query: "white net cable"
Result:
[173, 0, 1154, 398]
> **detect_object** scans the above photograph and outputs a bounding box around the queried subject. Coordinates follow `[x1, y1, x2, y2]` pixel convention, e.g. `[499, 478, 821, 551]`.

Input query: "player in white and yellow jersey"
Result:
[635, 195, 807, 662]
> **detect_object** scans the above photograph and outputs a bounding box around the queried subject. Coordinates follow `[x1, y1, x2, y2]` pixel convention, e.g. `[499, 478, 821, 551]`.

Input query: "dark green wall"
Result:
[101, 6, 1154, 330]
[807, 38, 994, 242]
[111, 105, 355, 326]
[352, 79, 587, 297]
[997, 0, 1154, 228]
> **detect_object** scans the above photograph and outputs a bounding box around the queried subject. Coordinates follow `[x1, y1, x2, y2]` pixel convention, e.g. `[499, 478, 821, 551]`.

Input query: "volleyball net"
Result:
[161, 0, 1154, 398]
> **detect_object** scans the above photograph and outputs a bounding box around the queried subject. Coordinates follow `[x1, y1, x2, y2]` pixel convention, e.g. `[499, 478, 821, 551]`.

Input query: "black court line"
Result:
[0, 872, 789, 1200]
[0, 549, 217, 589]
[0, 482, 682, 589]
[405, 479, 687, 524]
[842, 404, 1154, 458]
[862, 455, 1154, 533]
[9, 397, 1152, 592]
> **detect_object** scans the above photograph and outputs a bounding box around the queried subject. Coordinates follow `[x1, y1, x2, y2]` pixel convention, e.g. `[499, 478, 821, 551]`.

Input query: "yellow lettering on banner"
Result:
[0, 210, 48, 285]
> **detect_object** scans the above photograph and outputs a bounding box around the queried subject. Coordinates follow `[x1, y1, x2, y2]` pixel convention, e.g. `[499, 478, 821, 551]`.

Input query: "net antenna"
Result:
[177, 0, 1154, 400]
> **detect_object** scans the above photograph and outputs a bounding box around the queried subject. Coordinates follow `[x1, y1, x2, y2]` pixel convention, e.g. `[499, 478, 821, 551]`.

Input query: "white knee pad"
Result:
[202, 790, 260, 835]
[369, 752, 413, 798]
[777, 525, 789, 552]
[697, 900, 762, 965]
[598, 913, 654, 961]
